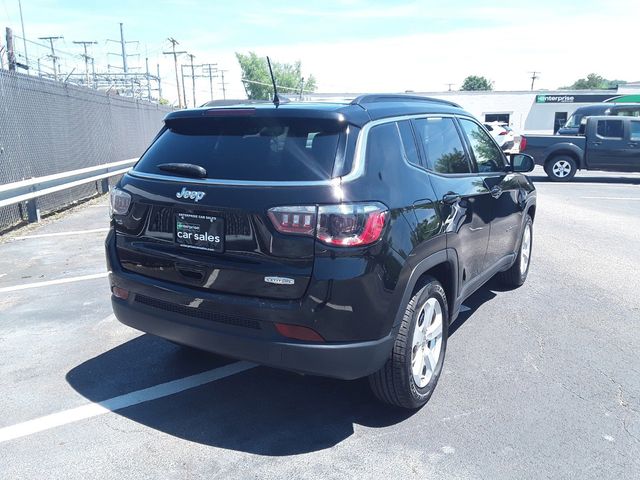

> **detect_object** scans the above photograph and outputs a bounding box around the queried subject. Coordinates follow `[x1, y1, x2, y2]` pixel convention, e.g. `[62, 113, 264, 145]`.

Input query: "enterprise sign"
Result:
[536, 94, 620, 104]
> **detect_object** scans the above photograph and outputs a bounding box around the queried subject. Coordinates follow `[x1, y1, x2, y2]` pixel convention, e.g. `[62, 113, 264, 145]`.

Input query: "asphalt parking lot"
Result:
[1, 166, 639, 480]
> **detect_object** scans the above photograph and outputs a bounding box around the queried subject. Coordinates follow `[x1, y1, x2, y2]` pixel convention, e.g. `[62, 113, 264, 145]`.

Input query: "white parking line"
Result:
[0, 361, 256, 443]
[580, 196, 640, 200]
[12, 228, 110, 240]
[0, 272, 109, 293]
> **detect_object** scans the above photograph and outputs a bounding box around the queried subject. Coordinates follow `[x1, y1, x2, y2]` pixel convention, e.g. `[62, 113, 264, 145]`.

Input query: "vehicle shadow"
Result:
[66, 334, 414, 456]
[529, 174, 640, 185]
[67, 281, 503, 455]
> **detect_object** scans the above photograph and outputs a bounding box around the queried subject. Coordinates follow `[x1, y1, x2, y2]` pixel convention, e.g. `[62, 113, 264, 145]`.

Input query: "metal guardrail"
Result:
[0, 158, 138, 222]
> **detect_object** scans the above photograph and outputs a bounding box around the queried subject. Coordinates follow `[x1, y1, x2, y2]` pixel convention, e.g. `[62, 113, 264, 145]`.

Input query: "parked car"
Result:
[557, 103, 640, 135]
[106, 95, 537, 409]
[521, 115, 640, 181]
[484, 122, 515, 151]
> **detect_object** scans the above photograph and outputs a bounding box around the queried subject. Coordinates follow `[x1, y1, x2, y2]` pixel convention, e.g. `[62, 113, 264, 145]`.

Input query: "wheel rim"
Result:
[552, 160, 572, 178]
[411, 297, 444, 388]
[520, 224, 532, 275]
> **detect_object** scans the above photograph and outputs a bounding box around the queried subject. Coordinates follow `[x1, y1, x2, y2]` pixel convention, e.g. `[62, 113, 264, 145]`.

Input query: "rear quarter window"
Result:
[135, 117, 346, 182]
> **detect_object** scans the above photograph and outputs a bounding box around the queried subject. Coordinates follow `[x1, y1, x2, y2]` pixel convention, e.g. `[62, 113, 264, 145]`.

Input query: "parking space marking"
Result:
[580, 196, 640, 200]
[0, 272, 109, 293]
[11, 228, 109, 240]
[0, 361, 256, 443]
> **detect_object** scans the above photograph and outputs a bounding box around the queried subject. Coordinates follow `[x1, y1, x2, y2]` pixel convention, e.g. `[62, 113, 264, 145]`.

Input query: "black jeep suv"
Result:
[106, 95, 536, 409]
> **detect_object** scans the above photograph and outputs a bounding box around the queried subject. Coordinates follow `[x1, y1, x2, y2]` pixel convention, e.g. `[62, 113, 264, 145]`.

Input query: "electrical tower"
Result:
[107, 23, 139, 76]
[201, 63, 218, 101]
[218, 69, 228, 100]
[163, 38, 186, 108]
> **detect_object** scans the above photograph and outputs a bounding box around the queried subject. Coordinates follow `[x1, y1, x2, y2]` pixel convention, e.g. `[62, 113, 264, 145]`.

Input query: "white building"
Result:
[308, 85, 640, 135]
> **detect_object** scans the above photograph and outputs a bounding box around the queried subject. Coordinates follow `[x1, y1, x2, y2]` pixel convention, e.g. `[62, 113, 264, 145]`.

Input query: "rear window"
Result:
[135, 117, 345, 182]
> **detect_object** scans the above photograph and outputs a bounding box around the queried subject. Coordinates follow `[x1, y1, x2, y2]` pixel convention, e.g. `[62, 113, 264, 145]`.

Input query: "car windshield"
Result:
[564, 113, 584, 128]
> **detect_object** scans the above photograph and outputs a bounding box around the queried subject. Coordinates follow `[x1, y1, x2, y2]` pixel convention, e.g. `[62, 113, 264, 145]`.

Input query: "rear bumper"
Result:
[111, 296, 394, 380]
[106, 229, 395, 380]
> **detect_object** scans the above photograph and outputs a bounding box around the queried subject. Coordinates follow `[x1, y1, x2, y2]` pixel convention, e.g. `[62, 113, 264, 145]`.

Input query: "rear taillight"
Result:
[317, 203, 387, 246]
[109, 187, 132, 217]
[519, 136, 527, 151]
[267, 206, 316, 235]
[267, 202, 388, 247]
[499, 131, 508, 136]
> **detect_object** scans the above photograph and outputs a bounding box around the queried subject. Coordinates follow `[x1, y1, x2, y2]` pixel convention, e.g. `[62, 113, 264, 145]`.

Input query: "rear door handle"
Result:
[592, 141, 602, 146]
[629, 143, 638, 147]
[442, 193, 461, 205]
[490, 186, 503, 198]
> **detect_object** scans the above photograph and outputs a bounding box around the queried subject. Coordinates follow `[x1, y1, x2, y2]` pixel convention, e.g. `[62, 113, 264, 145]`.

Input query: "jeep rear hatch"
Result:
[112, 113, 354, 300]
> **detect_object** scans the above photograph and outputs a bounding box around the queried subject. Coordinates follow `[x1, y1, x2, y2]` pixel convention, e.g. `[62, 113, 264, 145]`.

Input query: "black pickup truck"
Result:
[521, 116, 640, 180]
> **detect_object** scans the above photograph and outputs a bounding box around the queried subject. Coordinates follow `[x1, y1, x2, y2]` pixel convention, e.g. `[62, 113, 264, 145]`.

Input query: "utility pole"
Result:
[187, 53, 196, 107]
[219, 69, 228, 100]
[157, 63, 162, 100]
[145, 57, 151, 100]
[180, 64, 188, 108]
[38, 35, 63, 80]
[529, 71, 540, 91]
[201, 63, 217, 101]
[445, 83, 454, 91]
[18, 0, 28, 68]
[163, 38, 186, 108]
[6, 28, 16, 71]
[119, 23, 128, 73]
[73, 41, 97, 87]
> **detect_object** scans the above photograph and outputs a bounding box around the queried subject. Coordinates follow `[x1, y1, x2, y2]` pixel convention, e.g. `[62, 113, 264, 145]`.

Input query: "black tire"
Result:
[369, 277, 448, 409]
[499, 215, 533, 287]
[544, 155, 577, 181]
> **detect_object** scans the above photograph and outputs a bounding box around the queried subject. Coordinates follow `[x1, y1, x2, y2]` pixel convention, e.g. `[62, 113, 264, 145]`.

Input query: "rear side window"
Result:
[396, 120, 421, 166]
[413, 118, 471, 174]
[459, 119, 505, 173]
[135, 117, 345, 182]
[597, 120, 624, 139]
[365, 123, 405, 168]
[631, 121, 640, 141]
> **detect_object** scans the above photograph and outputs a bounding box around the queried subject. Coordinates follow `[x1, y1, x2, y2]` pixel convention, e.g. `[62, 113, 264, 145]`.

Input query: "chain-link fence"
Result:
[0, 69, 171, 231]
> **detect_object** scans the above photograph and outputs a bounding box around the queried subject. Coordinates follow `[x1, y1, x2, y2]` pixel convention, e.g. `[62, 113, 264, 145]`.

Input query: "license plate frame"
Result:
[174, 212, 224, 253]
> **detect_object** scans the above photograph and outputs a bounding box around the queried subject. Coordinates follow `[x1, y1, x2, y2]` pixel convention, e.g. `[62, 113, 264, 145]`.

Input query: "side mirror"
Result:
[509, 153, 535, 173]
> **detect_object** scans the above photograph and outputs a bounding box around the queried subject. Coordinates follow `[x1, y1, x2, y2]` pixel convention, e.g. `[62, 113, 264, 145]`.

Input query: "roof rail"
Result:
[350, 94, 461, 108]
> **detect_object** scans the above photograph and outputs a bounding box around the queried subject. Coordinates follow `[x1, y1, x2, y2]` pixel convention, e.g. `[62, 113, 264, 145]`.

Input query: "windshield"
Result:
[564, 113, 584, 128]
[135, 117, 345, 182]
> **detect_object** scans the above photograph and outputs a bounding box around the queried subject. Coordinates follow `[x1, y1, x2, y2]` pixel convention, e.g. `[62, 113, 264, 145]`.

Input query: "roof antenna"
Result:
[266, 56, 280, 107]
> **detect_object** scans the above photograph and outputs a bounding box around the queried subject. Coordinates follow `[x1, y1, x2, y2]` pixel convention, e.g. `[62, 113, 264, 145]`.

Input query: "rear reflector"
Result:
[275, 323, 325, 342]
[112, 286, 129, 300]
[520, 136, 527, 151]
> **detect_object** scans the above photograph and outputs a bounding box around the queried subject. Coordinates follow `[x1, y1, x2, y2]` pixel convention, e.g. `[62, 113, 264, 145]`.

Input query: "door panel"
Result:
[588, 119, 629, 170]
[457, 118, 522, 270]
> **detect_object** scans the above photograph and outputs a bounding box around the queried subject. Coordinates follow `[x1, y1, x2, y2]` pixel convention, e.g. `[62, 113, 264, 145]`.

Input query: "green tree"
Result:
[460, 75, 493, 91]
[562, 73, 627, 90]
[235, 52, 317, 100]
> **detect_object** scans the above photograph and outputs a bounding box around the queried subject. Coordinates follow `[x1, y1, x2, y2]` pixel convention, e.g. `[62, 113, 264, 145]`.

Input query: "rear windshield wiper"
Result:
[157, 163, 207, 178]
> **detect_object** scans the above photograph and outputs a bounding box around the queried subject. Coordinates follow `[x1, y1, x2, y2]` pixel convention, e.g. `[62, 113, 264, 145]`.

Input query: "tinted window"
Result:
[597, 120, 624, 138]
[459, 119, 505, 173]
[485, 113, 510, 123]
[631, 122, 640, 141]
[365, 123, 405, 168]
[613, 108, 640, 117]
[396, 120, 421, 166]
[413, 118, 471, 174]
[135, 117, 344, 181]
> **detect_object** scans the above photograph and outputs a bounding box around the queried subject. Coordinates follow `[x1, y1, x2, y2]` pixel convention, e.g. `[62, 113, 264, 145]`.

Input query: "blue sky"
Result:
[1, 0, 638, 104]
